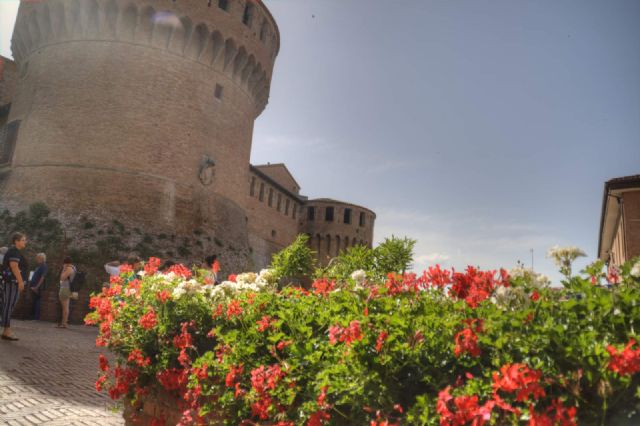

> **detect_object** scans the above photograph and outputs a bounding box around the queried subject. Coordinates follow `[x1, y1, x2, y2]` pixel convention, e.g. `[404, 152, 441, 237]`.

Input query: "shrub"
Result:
[270, 234, 316, 283]
[87, 253, 640, 425]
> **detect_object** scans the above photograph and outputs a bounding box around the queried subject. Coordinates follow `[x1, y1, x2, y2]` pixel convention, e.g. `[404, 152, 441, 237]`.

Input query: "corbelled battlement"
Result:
[11, 0, 278, 116]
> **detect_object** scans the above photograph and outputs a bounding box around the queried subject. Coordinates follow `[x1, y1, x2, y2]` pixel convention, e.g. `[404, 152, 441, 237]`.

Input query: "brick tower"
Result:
[0, 0, 279, 268]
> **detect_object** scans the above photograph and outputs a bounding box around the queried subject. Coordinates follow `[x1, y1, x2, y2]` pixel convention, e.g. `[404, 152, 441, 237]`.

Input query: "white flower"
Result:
[546, 245, 587, 266]
[258, 269, 276, 284]
[236, 272, 257, 285]
[172, 287, 186, 299]
[631, 261, 640, 278]
[351, 270, 366, 284]
[508, 266, 549, 289]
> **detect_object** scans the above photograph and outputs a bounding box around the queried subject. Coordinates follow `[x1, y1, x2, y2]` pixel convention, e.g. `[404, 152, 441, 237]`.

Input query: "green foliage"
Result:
[317, 236, 416, 281]
[270, 234, 316, 282]
[317, 244, 375, 280]
[89, 256, 640, 425]
[373, 235, 416, 275]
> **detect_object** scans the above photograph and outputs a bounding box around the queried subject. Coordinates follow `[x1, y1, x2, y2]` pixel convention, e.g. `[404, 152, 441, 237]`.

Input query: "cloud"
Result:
[415, 253, 451, 263]
[0, 1, 19, 59]
[371, 206, 565, 283]
[259, 135, 330, 150]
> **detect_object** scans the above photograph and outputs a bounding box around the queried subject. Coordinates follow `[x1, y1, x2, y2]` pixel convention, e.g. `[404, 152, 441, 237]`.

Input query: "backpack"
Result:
[69, 269, 86, 292]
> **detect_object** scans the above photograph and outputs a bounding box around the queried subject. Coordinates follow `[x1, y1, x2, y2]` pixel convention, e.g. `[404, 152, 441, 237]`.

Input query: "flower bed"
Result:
[86, 255, 640, 425]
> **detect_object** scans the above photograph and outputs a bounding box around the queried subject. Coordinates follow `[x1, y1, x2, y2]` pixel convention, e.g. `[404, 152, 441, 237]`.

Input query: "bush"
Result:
[270, 234, 316, 283]
[87, 254, 640, 425]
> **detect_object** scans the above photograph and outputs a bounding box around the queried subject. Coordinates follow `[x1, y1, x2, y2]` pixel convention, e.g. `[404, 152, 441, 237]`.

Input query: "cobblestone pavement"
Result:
[0, 320, 124, 425]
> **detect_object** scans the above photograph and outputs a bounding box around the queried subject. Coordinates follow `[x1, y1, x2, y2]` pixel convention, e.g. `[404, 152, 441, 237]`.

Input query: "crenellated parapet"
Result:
[11, 0, 278, 117]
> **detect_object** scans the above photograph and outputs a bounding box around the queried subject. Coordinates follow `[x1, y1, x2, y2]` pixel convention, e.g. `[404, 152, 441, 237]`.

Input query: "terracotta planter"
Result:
[123, 388, 184, 426]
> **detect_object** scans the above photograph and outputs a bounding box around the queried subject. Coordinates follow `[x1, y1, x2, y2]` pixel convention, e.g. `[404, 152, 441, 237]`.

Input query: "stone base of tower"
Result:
[0, 166, 253, 278]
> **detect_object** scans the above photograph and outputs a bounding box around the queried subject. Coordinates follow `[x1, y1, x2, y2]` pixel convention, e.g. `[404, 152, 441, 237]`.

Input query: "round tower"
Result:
[0, 0, 279, 264]
[300, 199, 376, 265]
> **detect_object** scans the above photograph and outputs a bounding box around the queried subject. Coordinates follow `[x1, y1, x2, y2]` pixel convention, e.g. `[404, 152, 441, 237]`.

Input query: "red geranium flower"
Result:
[607, 340, 640, 375]
[138, 309, 158, 330]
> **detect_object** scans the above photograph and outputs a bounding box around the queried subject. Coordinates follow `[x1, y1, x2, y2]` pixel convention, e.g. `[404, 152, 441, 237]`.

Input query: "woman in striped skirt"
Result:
[1, 232, 28, 341]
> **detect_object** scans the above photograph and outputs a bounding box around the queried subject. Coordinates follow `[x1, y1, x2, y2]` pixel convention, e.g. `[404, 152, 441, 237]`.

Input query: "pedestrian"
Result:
[204, 254, 220, 284]
[104, 256, 125, 278]
[57, 256, 76, 328]
[1, 232, 28, 341]
[105, 255, 143, 279]
[29, 252, 48, 320]
[0, 246, 7, 264]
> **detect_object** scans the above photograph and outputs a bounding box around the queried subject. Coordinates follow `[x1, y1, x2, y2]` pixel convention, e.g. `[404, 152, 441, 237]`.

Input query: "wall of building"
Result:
[0, 56, 18, 106]
[0, 0, 279, 269]
[610, 219, 626, 267]
[246, 168, 304, 269]
[623, 191, 640, 262]
[253, 164, 300, 194]
[299, 199, 375, 265]
[1, 0, 378, 295]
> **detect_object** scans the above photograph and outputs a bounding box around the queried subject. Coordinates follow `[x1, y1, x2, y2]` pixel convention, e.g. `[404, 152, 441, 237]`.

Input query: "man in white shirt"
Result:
[104, 260, 121, 277]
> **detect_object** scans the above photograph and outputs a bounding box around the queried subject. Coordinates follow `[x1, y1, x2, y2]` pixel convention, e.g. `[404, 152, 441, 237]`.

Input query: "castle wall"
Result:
[1, 0, 378, 283]
[1, 0, 279, 264]
[299, 199, 375, 265]
[0, 56, 18, 106]
[253, 163, 301, 194]
[246, 168, 304, 269]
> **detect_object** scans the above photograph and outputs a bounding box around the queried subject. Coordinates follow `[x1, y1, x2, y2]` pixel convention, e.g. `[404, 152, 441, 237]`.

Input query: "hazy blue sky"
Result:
[1, 1, 639, 282]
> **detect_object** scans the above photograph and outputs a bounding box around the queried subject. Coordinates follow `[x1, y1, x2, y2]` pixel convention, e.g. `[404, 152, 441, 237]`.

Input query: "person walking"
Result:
[57, 256, 76, 328]
[29, 252, 48, 320]
[1, 232, 28, 341]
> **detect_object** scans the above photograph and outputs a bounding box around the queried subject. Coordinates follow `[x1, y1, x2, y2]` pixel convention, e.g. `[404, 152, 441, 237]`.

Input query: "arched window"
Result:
[316, 234, 322, 254]
[326, 234, 332, 257]
[307, 206, 315, 221]
[259, 182, 264, 201]
[259, 19, 267, 42]
[292, 204, 297, 219]
[242, 3, 254, 26]
[250, 177, 256, 196]
[285, 199, 290, 215]
[335, 236, 341, 256]
[277, 194, 282, 212]
[268, 188, 273, 207]
[359, 212, 366, 227]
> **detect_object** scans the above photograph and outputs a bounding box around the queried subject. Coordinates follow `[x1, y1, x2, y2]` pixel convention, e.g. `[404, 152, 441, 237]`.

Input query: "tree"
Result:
[374, 235, 416, 275]
[270, 234, 316, 284]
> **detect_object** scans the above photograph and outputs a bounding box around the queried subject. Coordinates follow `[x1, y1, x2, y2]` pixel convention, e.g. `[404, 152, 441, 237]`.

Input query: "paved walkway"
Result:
[0, 320, 124, 426]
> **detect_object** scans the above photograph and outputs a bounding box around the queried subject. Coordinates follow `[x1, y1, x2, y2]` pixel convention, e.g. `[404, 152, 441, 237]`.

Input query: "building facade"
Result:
[0, 0, 374, 272]
[598, 174, 640, 268]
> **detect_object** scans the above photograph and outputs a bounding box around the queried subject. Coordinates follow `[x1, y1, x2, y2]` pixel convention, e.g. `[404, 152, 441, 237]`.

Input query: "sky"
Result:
[1, 0, 639, 283]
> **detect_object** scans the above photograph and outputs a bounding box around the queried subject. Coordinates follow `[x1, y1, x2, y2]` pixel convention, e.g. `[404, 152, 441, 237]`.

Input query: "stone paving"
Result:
[0, 320, 124, 426]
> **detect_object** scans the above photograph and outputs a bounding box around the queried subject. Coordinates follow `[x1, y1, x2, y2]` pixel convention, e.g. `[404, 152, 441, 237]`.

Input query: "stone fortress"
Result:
[0, 0, 375, 271]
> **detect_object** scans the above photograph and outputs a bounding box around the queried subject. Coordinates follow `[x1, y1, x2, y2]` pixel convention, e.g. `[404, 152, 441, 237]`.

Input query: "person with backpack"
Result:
[1, 232, 28, 341]
[57, 256, 76, 328]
